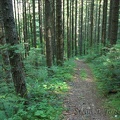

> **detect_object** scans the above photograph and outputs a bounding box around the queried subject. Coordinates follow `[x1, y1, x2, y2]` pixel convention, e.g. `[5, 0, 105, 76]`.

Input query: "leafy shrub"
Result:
[89, 44, 120, 118]
[91, 44, 120, 94]
[84, 53, 100, 63]
[0, 47, 75, 120]
[24, 47, 46, 67]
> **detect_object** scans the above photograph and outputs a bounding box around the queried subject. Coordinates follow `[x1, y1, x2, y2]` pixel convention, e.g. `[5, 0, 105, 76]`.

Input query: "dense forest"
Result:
[0, 0, 120, 119]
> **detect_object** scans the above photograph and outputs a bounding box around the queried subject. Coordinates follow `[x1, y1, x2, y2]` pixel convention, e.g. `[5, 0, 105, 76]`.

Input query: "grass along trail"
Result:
[63, 60, 109, 120]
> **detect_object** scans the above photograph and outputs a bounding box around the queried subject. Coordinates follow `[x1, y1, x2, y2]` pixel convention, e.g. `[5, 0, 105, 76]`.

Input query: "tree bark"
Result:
[110, 0, 120, 45]
[108, 0, 113, 41]
[0, 2, 12, 84]
[79, 0, 83, 55]
[45, 0, 53, 67]
[1, 0, 27, 98]
[51, 0, 56, 64]
[38, 0, 43, 54]
[56, 0, 64, 66]
[75, 0, 78, 56]
[71, 0, 74, 56]
[101, 0, 108, 46]
[97, 0, 102, 45]
[32, 0, 36, 48]
[67, 0, 71, 59]
[89, 0, 94, 47]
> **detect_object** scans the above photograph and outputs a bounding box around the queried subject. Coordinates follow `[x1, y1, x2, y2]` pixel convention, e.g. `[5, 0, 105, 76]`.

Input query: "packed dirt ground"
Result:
[63, 60, 109, 120]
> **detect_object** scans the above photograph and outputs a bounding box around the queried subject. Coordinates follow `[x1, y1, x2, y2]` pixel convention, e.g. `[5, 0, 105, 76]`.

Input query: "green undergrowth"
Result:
[84, 44, 120, 119]
[80, 69, 88, 80]
[0, 48, 75, 120]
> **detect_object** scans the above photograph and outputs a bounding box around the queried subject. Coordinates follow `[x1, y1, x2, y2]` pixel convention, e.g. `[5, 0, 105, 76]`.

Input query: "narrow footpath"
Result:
[63, 60, 109, 120]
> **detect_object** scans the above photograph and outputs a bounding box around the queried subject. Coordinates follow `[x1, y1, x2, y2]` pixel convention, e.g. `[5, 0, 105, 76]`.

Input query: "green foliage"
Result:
[83, 44, 104, 62]
[104, 93, 120, 119]
[84, 53, 100, 62]
[87, 44, 120, 118]
[80, 69, 87, 80]
[0, 48, 75, 120]
[91, 44, 120, 94]
[24, 47, 46, 66]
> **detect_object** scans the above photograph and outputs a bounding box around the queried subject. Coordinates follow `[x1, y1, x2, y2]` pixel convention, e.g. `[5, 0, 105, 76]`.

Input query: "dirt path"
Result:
[63, 60, 109, 120]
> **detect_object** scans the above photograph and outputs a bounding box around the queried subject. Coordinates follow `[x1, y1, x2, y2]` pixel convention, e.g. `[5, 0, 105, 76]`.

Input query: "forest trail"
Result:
[63, 60, 109, 120]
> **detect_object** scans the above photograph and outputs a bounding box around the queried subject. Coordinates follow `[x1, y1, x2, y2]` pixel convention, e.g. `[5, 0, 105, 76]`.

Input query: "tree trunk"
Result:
[1, 0, 27, 98]
[45, 0, 53, 67]
[0, 4, 12, 83]
[90, 0, 94, 47]
[101, 0, 108, 46]
[79, 0, 83, 55]
[74, 0, 78, 56]
[38, 0, 43, 54]
[67, 0, 71, 59]
[51, 0, 56, 64]
[56, 0, 64, 66]
[108, 0, 113, 41]
[22, 0, 29, 56]
[97, 0, 102, 46]
[71, 0, 74, 56]
[110, 0, 120, 45]
[32, 0, 36, 48]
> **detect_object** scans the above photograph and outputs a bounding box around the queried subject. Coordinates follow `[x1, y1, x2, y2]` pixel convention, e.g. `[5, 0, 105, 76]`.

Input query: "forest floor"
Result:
[63, 60, 110, 120]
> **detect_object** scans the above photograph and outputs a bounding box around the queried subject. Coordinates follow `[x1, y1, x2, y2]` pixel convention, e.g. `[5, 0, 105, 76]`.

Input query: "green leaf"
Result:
[0, 110, 6, 119]
[34, 110, 46, 117]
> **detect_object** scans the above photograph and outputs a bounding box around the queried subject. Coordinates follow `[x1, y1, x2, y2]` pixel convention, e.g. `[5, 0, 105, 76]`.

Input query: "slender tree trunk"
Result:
[101, 0, 108, 46]
[70, 0, 72, 57]
[71, 0, 74, 56]
[62, 0, 65, 42]
[16, 0, 21, 42]
[38, 0, 43, 54]
[29, 3, 33, 47]
[1, 0, 27, 98]
[84, 0, 88, 55]
[90, 0, 94, 48]
[110, 0, 120, 45]
[43, 0, 46, 54]
[22, 0, 29, 56]
[87, 6, 90, 54]
[45, 0, 53, 67]
[56, 0, 64, 66]
[94, 0, 98, 48]
[32, 0, 36, 48]
[74, 0, 78, 56]
[108, 0, 113, 41]
[97, 0, 102, 45]
[13, 0, 17, 30]
[51, 0, 56, 64]
[67, 0, 71, 59]
[79, 0, 83, 55]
